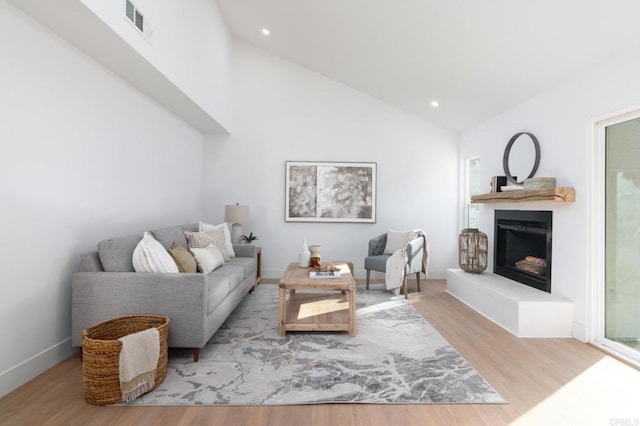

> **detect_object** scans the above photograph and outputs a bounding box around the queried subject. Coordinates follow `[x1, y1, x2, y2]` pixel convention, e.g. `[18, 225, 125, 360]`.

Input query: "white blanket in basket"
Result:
[118, 327, 159, 402]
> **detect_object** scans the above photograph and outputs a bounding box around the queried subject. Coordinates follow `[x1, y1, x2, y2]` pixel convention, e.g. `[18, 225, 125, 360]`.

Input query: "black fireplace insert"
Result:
[494, 210, 552, 292]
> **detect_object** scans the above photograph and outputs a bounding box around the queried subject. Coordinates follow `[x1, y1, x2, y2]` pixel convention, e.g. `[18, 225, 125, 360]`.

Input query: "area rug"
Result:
[129, 285, 505, 405]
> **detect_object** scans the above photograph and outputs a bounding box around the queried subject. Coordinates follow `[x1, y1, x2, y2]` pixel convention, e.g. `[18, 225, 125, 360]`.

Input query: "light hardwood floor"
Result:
[2, 279, 640, 425]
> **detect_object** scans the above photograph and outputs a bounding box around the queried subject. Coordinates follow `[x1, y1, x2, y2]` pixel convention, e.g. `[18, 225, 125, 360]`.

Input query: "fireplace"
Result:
[494, 210, 552, 293]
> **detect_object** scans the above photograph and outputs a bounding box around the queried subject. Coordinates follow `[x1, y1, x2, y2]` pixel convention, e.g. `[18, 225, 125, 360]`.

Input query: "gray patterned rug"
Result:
[130, 284, 505, 405]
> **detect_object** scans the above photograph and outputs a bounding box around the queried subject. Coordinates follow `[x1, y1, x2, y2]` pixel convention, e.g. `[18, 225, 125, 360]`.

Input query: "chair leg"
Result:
[403, 275, 408, 299]
[366, 270, 371, 290]
[416, 272, 421, 292]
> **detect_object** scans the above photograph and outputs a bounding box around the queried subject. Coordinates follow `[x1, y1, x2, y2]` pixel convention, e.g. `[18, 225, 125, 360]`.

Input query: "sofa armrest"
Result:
[71, 272, 208, 348]
[233, 244, 257, 258]
[368, 234, 387, 256]
[405, 236, 424, 274]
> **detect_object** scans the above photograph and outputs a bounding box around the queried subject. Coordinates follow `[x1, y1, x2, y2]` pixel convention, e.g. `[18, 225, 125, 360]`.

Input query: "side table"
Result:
[251, 246, 262, 293]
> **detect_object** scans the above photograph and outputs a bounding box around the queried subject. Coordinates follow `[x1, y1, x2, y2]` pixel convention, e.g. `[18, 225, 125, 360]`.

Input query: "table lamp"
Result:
[225, 204, 250, 244]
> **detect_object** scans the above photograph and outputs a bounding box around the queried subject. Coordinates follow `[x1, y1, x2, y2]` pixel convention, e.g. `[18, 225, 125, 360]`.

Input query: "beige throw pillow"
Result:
[190, 245, 225, 274]
[184, 228, 230, 261]
[383, 229, 415, 255]
[168, 242, 197, 273]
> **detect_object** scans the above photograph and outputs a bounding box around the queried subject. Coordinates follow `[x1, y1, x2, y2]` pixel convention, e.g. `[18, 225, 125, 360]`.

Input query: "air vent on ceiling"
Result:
[125, 0, 151, 39]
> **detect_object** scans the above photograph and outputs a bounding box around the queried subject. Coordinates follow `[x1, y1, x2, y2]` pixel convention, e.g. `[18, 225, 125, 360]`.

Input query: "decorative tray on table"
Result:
[309, 264, 341, 279]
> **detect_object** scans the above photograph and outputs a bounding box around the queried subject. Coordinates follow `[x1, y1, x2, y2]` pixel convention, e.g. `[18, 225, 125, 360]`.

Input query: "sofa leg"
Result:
[193, 348, 200, 362]
[416, 272, 421, 292]
[366, 270, 371, 289]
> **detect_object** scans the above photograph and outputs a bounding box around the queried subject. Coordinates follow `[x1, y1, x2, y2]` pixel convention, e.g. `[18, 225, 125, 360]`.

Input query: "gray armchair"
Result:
[364, 232, 425, 298]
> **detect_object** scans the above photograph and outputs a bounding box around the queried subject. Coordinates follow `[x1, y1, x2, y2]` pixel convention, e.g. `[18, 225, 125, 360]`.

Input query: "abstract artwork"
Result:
[285, 161, 376, 222]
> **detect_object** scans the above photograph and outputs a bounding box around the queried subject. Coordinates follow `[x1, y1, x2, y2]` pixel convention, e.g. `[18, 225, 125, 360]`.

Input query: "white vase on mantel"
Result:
[299, 239, 310, 267]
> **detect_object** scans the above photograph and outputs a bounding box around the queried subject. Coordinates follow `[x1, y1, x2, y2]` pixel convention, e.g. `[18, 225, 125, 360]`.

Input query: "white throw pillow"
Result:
[383, 229, 414, 255]
[190, 245, 225, 274]
[132, 232, 179, 273]
[199, 222, 235, 259]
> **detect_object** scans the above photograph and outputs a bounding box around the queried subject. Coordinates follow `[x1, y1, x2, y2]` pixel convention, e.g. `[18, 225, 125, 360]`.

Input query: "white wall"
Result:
[203, 41, 459, 280]
[459, 46, 640, 341]
[0, 2, 204, 396]
[81, 0, 233, 130]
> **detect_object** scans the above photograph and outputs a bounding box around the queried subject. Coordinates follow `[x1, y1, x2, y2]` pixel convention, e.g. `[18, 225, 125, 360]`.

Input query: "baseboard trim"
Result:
[0, 338, 77, 398]
[572, 322, 588, 343]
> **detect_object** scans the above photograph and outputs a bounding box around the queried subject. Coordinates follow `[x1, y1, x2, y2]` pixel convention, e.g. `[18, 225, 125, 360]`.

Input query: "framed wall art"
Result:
[285, 161, 377, 223]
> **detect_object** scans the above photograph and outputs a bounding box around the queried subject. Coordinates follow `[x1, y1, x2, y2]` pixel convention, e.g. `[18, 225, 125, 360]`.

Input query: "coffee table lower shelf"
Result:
[278, 292, 355, 336]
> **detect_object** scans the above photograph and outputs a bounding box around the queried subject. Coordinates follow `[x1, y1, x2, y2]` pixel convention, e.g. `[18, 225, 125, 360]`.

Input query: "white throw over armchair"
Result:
[364, 230, 427, 298]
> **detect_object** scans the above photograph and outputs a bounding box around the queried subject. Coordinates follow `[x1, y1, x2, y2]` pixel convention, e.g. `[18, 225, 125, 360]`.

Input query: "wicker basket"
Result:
[82, 315, 169, 405]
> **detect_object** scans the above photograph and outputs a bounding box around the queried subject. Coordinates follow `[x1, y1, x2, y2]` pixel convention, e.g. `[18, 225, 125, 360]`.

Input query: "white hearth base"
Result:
[446, 269, 573, 338]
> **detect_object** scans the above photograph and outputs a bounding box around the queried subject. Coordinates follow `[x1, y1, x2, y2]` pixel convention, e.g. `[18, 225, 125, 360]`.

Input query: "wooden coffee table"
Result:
[278, 262, 356, 336]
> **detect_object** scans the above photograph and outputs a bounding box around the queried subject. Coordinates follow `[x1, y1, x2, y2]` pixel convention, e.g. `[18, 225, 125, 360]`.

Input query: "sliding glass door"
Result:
[603, 114, 640, 359]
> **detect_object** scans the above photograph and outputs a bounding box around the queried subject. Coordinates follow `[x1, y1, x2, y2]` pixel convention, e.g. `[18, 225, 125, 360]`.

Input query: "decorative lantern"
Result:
[458, 228, 488, 273]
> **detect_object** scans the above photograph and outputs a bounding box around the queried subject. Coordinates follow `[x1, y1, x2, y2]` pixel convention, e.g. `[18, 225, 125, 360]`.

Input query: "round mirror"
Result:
[503, 132, 540, 184]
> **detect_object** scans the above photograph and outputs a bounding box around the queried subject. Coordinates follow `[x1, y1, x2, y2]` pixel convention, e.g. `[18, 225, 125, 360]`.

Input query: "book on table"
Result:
[309, 271, 341, 279]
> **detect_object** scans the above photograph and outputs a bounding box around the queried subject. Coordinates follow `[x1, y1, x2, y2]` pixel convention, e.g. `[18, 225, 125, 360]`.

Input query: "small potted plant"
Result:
[241, 232, 259, 244]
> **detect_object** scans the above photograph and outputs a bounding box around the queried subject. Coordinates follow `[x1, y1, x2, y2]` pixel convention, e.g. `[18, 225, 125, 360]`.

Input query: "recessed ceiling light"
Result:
[431, 100, 439, 108]
[262, 28, 270, 36]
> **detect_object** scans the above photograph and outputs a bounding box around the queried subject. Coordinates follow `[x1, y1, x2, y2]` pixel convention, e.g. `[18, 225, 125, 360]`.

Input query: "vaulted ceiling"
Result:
[216, 0, 640, 133]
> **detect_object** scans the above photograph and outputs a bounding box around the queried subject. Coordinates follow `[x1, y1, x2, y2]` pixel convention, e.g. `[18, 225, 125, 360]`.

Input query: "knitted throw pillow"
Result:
[184, 228, 229, 262]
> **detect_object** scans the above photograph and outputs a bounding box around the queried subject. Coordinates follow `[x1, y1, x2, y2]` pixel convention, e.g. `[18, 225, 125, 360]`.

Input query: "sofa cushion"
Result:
[206, 277, 231, 314]
[190, 245, 225, 274]
[97, 235, 142, 272]
[132, 232, 180, 273]
[209, 264, 245, 292]
[184, 228, 229, 261]
[168, 242, 197, 273]
[200, 222, 235, 259]
[225, 257, 256, 278]
[151, 226, 186, 250]
[80, 252, 104, 272]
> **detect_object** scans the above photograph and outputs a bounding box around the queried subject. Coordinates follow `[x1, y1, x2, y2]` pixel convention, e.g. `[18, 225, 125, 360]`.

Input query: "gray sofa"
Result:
[71, 223, 257, 362]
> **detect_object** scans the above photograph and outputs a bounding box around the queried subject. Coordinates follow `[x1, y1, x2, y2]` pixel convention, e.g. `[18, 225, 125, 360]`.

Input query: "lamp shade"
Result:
[225, 204, 250, 224]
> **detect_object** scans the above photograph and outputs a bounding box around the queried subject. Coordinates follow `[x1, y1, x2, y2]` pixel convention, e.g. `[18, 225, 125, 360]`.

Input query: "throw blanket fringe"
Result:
[118, 327, 159, 403]
[120, 370, 157, 403]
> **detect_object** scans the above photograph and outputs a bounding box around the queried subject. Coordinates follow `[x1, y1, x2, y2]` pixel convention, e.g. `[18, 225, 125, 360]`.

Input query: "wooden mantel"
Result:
[471, 187, 575, 203]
